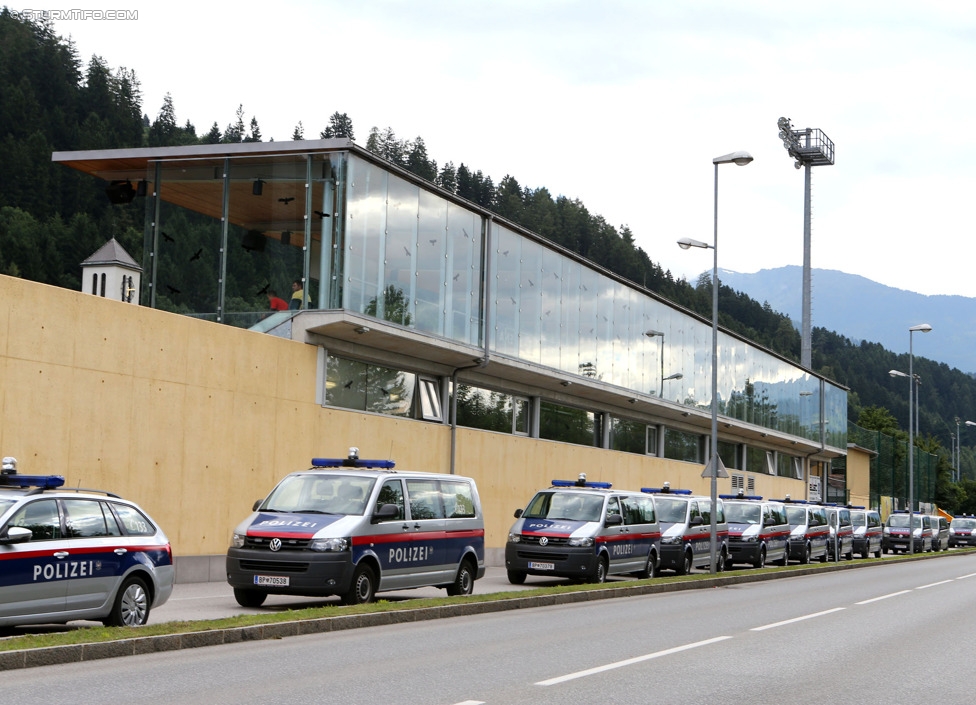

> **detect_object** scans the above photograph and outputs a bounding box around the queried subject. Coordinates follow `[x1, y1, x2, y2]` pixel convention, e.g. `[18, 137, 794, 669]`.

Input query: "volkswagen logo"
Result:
[539, 536, 548, 546]
[269, 538, 282, 552]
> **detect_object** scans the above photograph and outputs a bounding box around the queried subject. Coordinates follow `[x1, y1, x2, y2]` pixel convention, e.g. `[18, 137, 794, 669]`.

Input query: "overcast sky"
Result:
[38, 1, 976, 299]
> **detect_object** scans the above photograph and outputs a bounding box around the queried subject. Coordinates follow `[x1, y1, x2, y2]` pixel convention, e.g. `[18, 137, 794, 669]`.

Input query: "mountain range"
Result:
[716, 266, 976, 375]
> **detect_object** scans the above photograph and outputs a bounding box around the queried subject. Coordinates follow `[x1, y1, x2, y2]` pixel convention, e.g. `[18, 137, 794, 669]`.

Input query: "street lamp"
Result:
[676, 149, 753, 574]
[890, 323, 932, 554]
[661, 372, 684, 398]
[645, 330, 665, 396]
[965, 420, 976, 481]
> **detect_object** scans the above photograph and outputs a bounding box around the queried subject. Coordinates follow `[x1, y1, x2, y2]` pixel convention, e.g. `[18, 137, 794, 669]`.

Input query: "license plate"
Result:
[528, 561, 555, 571]
[254, 575, 289, 586]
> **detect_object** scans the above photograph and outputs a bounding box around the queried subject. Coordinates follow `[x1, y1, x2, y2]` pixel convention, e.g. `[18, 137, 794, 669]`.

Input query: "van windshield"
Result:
[725, 503, 761, 524]
[887, 514, 921, 529]
[260, 474, 377, 516]
[523, 492, 604, 522]
[953, 518, 976, 529]
[785, 506, 807, 525]
[654, 496, 690, 524]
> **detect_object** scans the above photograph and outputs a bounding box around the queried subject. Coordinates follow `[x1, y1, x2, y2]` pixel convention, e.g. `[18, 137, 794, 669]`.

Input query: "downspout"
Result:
[450, 215, 493, 475]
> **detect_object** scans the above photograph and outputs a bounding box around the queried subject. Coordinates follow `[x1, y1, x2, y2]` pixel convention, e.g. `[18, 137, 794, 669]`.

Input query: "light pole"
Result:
[890, 323, 932, 554]
[965, 420, 976, 481]
[677, 149, 753, 574]
[661, 372, 683, 398]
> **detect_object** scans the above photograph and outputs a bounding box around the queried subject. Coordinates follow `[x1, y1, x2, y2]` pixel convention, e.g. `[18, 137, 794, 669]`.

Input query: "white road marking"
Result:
[750, 607, 845, 631]
[916, 579, 953, 590]
[856, 590, 911, 604]
[535, 636, 732, 686]
[955, 572, 976, 580]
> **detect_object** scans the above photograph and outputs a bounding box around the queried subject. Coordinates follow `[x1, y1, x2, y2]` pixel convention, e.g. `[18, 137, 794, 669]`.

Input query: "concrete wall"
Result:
[0, 274, 811, 581]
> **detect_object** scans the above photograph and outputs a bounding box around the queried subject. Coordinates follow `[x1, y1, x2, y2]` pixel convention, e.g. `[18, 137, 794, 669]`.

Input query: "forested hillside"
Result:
[4, 9, 976, 494]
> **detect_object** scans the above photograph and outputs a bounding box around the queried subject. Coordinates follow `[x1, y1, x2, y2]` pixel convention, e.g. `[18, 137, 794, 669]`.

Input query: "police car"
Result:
[0, 457, 174, 628]
[823, 504, 855, 561]
[720, 492, 790, 569]
[226, 449, 485, 606]
[775, 497, 829, 564]
[642, 484, 729, 574]
[883, 511, 931, 554]
[949, 515, 976, 548]
[505, 475, 661, 584]
[849, 507, 883, 559]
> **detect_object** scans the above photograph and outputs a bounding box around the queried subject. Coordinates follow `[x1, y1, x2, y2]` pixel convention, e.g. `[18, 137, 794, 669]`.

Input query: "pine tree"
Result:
[292, 121, 304, 140]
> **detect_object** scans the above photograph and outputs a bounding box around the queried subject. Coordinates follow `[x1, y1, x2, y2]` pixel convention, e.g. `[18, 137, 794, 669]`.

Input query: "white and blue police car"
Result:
[505, 475, 661, 585]
[226, 448, 486, 606]
[641, 483, 729, 574]
[0, 456, 174, 628]
[721, 492, 790, 569]
[774, 496, 829, 564]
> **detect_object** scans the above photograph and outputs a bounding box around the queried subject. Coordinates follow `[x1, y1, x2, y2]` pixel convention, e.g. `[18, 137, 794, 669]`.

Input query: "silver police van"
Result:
[824, 505, 855, 561]
[226, 449, 485, 606]
[949, 514, 976, 548]
[850, 507, 883, 559]
[642, 484, 729, 574]
[776, 498, 829, 564]
[0, 457, 174, 627]
[505, 475, 661, 584]
[721, 493, 790, 569]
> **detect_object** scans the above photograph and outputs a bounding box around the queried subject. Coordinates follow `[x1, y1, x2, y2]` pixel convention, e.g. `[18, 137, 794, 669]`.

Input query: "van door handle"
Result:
[115, 548, 127, 555]
[53, 551, 69, 559]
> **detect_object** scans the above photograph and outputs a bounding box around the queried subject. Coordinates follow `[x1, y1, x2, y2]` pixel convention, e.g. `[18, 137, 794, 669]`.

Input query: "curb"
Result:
[0, 553, 947, 670]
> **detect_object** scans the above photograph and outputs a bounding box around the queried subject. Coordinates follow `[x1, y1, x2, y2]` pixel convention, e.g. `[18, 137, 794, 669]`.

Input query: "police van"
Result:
[0, 457, 174, 627]
[720, 492, 790, 569]
[849, 507, 883, 559]
[226, 449, 485, 606]
[641, 484, 728, 574]
[884, 511, 932, 554]
[823, 505, 855, 561]
[505, 475, 660, 584]
[949, 514, 976, 548]
[775, 497, 829, 564]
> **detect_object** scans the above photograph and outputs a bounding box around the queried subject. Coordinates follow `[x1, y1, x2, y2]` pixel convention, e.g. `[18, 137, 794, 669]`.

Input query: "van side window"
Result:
[376, 479, 405, 521]
[405, 479, 446, 520]
[605, 497, 621, 523]
[440, 480, 476, 518]
[690, 501, 702, 523]
[621, 495, 655, 524]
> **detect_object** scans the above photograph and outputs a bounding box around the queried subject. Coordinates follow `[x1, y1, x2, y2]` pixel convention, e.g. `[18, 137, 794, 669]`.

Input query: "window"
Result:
[418, 377, 443, 422]
[440, 480, 476, 518]
[663, 428, 703, 463]
[9, 499, 61, 541]
[375, 479, 405, 521]
[63, 499, 120, 538]
[609, 416, 655, 455]
[777, 453, 803, 480]
[456, 383, 529, 435]
[717, 441, 741, 470]
[110, 503, 158, 536]
[326, 354, 441, 421]
[539, 401, 601, 447]
[746, 446, 774, 475]
[405, 479, 446, 520]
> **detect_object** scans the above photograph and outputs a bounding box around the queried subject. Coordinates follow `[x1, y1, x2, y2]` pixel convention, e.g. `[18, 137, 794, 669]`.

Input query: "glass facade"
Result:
[136, 145, 846, 454]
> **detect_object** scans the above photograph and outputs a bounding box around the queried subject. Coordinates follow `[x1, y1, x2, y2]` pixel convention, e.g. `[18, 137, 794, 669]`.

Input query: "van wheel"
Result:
[845, 549, 853, 561]
[753, 547, 766, 569]
[591, 557, 608, 583]
[718, 549, 728, 572]
[799, 544, 810, 565]
[104, 576, 150, 627]
[676, 550, 693, 575]
[342, 564, 376, 605]
[777, 549, 789, 567]
[637, 551, 657, 579]
[507, 570, 527, 585]
[819, 550, 828, 563]
[447, 560, 475, 596]
[861, 546, 870, 559]
[233, 588, 267, 607]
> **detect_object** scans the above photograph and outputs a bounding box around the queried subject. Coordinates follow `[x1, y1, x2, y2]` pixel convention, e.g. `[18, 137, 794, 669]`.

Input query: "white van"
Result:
[506, 476, 661, 584]
[641, 484, 729, 574]
[226, 449, 485, 606]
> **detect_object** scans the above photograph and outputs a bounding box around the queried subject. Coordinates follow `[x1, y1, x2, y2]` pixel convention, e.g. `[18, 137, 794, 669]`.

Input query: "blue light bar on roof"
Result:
[311, 457, 396, 469]
[0, 474, 65, 489]
[771, 498, 811, 504]
[641, 487, 692, 495]
[720, 494, 763, 501]
[550, 479, 612, 489]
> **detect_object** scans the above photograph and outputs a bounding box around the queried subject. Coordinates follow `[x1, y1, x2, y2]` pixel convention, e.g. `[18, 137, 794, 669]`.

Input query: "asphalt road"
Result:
[3, 553, 974, 704]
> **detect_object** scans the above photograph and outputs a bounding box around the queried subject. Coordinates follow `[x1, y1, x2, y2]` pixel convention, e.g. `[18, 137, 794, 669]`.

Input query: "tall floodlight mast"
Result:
[777, 117, 835, 369]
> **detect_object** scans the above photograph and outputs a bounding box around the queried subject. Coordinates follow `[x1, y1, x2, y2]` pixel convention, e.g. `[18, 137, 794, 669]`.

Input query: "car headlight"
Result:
[740, 536, 759, 543]
[568, 537, 593, 547]
[662, 536, 683, 545]
[309, 537, 349, 552]
[232, 532, 246, 548]
[508, 532, 521, 543]
[883, 528, 890, 535]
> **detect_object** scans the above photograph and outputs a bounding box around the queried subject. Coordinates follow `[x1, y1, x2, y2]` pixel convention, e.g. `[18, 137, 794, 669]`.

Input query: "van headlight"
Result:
[661, 536, 683, 545]
[231, 532, 246, 548]
[309, 537, 349, 552]
[508, 532, 521, 543]
[568, 537, 593, 547]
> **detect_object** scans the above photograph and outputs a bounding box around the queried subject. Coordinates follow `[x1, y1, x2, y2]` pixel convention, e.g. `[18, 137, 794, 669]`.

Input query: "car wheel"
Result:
[800, 543, 811, 565]
[753, 546, 766, 570]
[342, 563, 376, 605]
[637, 550, 657, 579]
[778, 548, 789, 567]
[718, 549, 728, 572]
[507, 569, 527, 585]
[233, 588, 267, 607]
[874, 547, 882, 558]
[676, 550, 693, 575]
[446, 560, 475, 596]
[591, 557, 608, 584]
[861, 546, 870, 559]
[104, 576, 150, 627]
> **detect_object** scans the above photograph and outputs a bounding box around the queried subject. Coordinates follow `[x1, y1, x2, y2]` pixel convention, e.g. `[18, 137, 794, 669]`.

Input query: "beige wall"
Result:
[846, 446, 873, 508]
[0, 274, 811, 578]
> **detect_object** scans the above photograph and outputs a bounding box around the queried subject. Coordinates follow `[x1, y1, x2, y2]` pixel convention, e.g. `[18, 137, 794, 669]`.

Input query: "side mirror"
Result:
[372, 503, 399, 523]
[514, 508, 523, 519]
[689, 516, 703, 526]
[252, 500, 263, 512]
[604, 514, 623, 526]
[0, 526, 32, 545]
